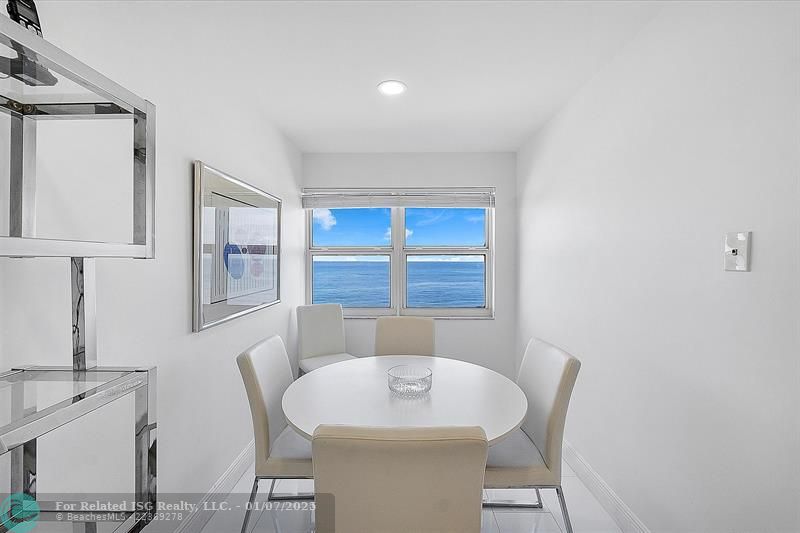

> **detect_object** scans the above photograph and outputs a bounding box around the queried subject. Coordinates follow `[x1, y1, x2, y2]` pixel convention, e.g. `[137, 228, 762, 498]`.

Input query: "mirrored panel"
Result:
[193, 162, 281, 331]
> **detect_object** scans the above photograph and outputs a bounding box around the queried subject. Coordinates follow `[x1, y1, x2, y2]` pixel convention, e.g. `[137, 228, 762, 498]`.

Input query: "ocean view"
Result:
[312, 260, 486, 308]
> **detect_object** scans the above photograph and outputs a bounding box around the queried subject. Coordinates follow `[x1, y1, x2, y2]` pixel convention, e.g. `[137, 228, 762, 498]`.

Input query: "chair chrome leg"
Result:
[242, 478, 260, 533]
[267, 478, 315, 501]
[241, 478, 259, 533]
[482, 488, 543, 509]
[556, 486, 574, 533]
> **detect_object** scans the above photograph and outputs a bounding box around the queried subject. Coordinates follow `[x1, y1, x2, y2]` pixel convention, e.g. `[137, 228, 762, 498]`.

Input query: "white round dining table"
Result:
[282, 355, 528, 445]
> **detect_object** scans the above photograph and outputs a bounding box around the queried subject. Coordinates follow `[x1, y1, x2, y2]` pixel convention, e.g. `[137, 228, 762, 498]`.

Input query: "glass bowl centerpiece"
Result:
[387, 365, 432, 397]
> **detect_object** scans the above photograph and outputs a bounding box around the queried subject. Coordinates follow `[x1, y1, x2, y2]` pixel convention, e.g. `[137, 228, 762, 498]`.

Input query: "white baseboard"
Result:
[563, 441, 650, 533]
[173, 440, 255, 533]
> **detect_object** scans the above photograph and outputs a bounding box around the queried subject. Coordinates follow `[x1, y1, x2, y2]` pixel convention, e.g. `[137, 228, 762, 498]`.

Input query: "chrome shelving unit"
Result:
[1, 15, 157, 533]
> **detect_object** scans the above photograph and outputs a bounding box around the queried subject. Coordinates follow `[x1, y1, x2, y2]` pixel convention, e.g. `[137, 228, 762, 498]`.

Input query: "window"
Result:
[312, 255, 391, 308]
[311, 208, 391, 247]
[305, 189, 494, 318]
[406, 255, 486, 308]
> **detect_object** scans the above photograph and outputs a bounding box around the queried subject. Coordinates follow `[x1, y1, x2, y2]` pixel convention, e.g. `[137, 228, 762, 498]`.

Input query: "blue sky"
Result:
[312, 208, 486, 249]
[312, 208, 390, 246]
[405, 208, 485, 246]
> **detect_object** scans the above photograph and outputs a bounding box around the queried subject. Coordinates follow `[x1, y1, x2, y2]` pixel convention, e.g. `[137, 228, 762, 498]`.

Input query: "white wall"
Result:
[0, 264, 3, 366]
[0, 1, 305, 502]
[304, 153, 517, 377]
[516, 3, 800, 531]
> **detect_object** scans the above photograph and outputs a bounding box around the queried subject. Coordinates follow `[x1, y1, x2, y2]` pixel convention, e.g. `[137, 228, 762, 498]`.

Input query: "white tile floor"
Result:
[199, 460, 621, 533]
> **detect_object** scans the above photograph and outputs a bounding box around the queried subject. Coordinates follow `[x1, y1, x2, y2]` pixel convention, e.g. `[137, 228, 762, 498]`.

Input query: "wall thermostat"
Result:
[724, 231, 751, 272]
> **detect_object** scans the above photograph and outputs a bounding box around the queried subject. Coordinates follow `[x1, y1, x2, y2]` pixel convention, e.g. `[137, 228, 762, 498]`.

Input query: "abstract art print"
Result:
[193, 161, 281, 331]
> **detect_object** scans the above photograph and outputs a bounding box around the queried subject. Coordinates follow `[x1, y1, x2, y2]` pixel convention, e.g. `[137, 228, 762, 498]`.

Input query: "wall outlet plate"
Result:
[724, 231, 751, 272]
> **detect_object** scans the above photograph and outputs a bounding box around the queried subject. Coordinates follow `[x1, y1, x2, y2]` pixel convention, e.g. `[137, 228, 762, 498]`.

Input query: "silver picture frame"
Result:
[193, 161, 281, 332]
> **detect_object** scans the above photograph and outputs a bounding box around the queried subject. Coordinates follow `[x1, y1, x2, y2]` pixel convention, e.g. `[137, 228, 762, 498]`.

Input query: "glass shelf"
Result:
[0, 366, 156, 533]
[0, 368, 132, 431]
[0, 366, 149, 454]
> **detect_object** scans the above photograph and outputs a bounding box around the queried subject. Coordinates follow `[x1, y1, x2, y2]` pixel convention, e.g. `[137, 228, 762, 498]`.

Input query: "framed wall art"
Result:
[193, 161, 281, 331]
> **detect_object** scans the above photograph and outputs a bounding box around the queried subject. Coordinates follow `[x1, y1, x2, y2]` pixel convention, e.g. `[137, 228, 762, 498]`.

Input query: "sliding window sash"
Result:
[399, 206, 494, 319]
[306, 250, 396, 317]
[305, 208, 398, 317]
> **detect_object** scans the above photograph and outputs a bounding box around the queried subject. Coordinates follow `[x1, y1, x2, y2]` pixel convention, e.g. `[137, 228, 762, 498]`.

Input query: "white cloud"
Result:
[384, 228, 413, 241]
[414, 209, 453, 227]
[313, 208, 337, 230]
[383, 226, 414, 242]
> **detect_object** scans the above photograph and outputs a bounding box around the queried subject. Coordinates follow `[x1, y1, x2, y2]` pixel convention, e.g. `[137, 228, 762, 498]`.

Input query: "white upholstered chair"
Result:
[484, 338, 581, 533]
[374, 316, 435, 356]
[312, 425, 488, 533]
[296, 304, 356, 373]
[236, 335, 313, 533]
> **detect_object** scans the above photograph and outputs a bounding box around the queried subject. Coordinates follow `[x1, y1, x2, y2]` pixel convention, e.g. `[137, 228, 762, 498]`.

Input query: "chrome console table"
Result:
[0, 366, 156, 532]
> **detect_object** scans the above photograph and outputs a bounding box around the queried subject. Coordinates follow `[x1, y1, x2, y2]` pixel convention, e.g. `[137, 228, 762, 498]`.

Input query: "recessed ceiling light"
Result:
[377, 80, 407, 96]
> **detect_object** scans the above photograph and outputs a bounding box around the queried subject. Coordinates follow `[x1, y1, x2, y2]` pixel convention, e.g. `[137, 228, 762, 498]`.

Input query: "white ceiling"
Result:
[257, 1, 661, 152]
[41, 1, 660, 153]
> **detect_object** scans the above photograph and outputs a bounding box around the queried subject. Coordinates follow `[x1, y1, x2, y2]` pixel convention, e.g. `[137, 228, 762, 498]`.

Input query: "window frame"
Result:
[306, 206, 494, 319]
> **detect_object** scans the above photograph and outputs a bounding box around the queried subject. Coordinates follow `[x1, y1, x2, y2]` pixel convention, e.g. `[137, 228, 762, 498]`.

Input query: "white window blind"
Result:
[301, 187, 495, 209]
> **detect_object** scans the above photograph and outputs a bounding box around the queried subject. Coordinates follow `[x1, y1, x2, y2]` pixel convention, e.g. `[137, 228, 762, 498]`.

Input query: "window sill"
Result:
[343, 314, 495, 320]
